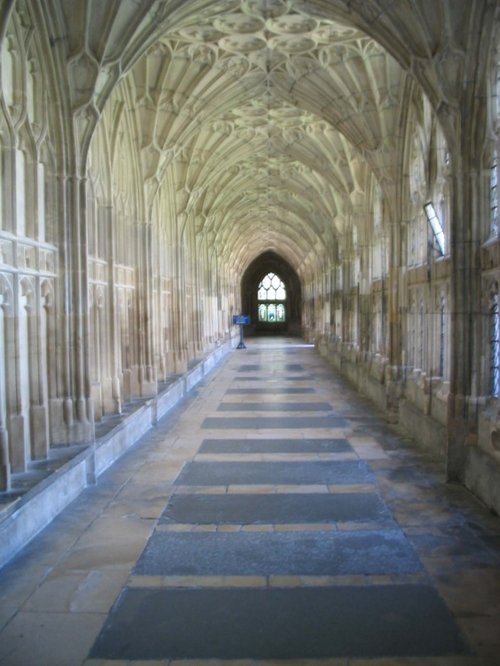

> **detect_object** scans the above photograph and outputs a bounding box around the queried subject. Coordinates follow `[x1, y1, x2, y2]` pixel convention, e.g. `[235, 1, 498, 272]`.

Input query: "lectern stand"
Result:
[232, 314, 250, 349]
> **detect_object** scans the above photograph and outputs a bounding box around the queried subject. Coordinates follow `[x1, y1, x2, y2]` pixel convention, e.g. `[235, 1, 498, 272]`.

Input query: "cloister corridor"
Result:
[2, 0, 500, 663]
[0, 337, 499, 665]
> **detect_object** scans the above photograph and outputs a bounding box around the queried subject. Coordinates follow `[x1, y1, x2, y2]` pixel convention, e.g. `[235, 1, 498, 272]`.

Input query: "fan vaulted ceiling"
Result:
[59, 0, 464, 274]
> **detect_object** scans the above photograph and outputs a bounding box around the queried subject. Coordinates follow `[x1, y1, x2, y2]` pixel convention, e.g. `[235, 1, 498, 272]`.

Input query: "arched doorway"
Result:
[241, 251, 301, 336]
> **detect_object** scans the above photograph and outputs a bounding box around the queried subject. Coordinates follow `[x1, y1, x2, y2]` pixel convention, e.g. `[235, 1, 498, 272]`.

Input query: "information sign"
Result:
[233, 315, 250, 326]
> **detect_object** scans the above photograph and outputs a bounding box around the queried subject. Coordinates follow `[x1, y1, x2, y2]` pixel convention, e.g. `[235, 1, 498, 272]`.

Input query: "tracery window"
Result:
[490, 294, 500, 397]
[490, 158, 499, 238]
[489, 41, 500, 239]
[258, 272, 286, 322]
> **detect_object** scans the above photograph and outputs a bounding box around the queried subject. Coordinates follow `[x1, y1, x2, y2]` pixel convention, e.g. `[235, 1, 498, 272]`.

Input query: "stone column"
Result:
[29, 279, 50, 460]
[52, 173, 94, 445]
[171, 241, 188, 373]
[101, 204, 122, 414]
[446, 158, 482, 481]
[0, 290, 11, 490]
[136, 221, 156, 396]
[193, 235, 205, 356]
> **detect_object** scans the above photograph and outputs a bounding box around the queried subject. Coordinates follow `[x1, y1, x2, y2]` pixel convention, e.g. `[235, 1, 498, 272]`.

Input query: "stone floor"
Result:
[1, 338, 500, 666]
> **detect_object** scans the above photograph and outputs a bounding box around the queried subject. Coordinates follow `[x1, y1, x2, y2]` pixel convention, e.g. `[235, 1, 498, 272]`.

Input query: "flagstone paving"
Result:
[1, 338, 500, 665]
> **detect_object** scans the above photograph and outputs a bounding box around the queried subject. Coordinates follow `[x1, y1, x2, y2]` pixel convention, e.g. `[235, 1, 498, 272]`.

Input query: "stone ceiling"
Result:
[49, 0, 479, 274]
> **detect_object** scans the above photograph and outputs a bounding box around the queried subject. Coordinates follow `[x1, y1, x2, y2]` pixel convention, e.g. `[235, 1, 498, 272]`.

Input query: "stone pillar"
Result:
[446, 159, 483, 481]
[9, 280, 33, 473]
[101, 204, 122, 414]
[389, 221, 402, 368]
[76, 175, 94, 433]
[193, 236, 205, 356]
[136, 221, 156, 396]
[433, 0, 496, 483]
[171, 242, 188, 373]
[50, 173, 95, 445]
[0, 291, 11, 490]
[29, 280, 50, 460]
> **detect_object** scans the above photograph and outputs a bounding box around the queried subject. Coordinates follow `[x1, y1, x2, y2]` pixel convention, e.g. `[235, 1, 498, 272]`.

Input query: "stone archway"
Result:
[241, 251, 301, 337]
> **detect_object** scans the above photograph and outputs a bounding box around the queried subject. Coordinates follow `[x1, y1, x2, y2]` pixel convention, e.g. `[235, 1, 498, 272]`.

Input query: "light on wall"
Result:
[424, 201, 446, 256]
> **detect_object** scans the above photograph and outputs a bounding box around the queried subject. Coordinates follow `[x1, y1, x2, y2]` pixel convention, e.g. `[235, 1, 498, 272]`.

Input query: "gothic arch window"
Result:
[407, 114, 428, 267]
[490, 157, 498, 238]
[257, 272, 286, 323]
[490, 292, 500, 397]
[489, 39, 500, 239]
[1, 34, 17, 117]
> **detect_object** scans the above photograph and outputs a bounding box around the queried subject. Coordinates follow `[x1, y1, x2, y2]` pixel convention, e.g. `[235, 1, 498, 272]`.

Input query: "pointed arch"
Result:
[241, 251, 301, 335]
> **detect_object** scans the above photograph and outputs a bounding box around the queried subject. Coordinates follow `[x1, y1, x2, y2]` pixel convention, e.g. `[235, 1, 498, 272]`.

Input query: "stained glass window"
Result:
[257, 272, 286, 322]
